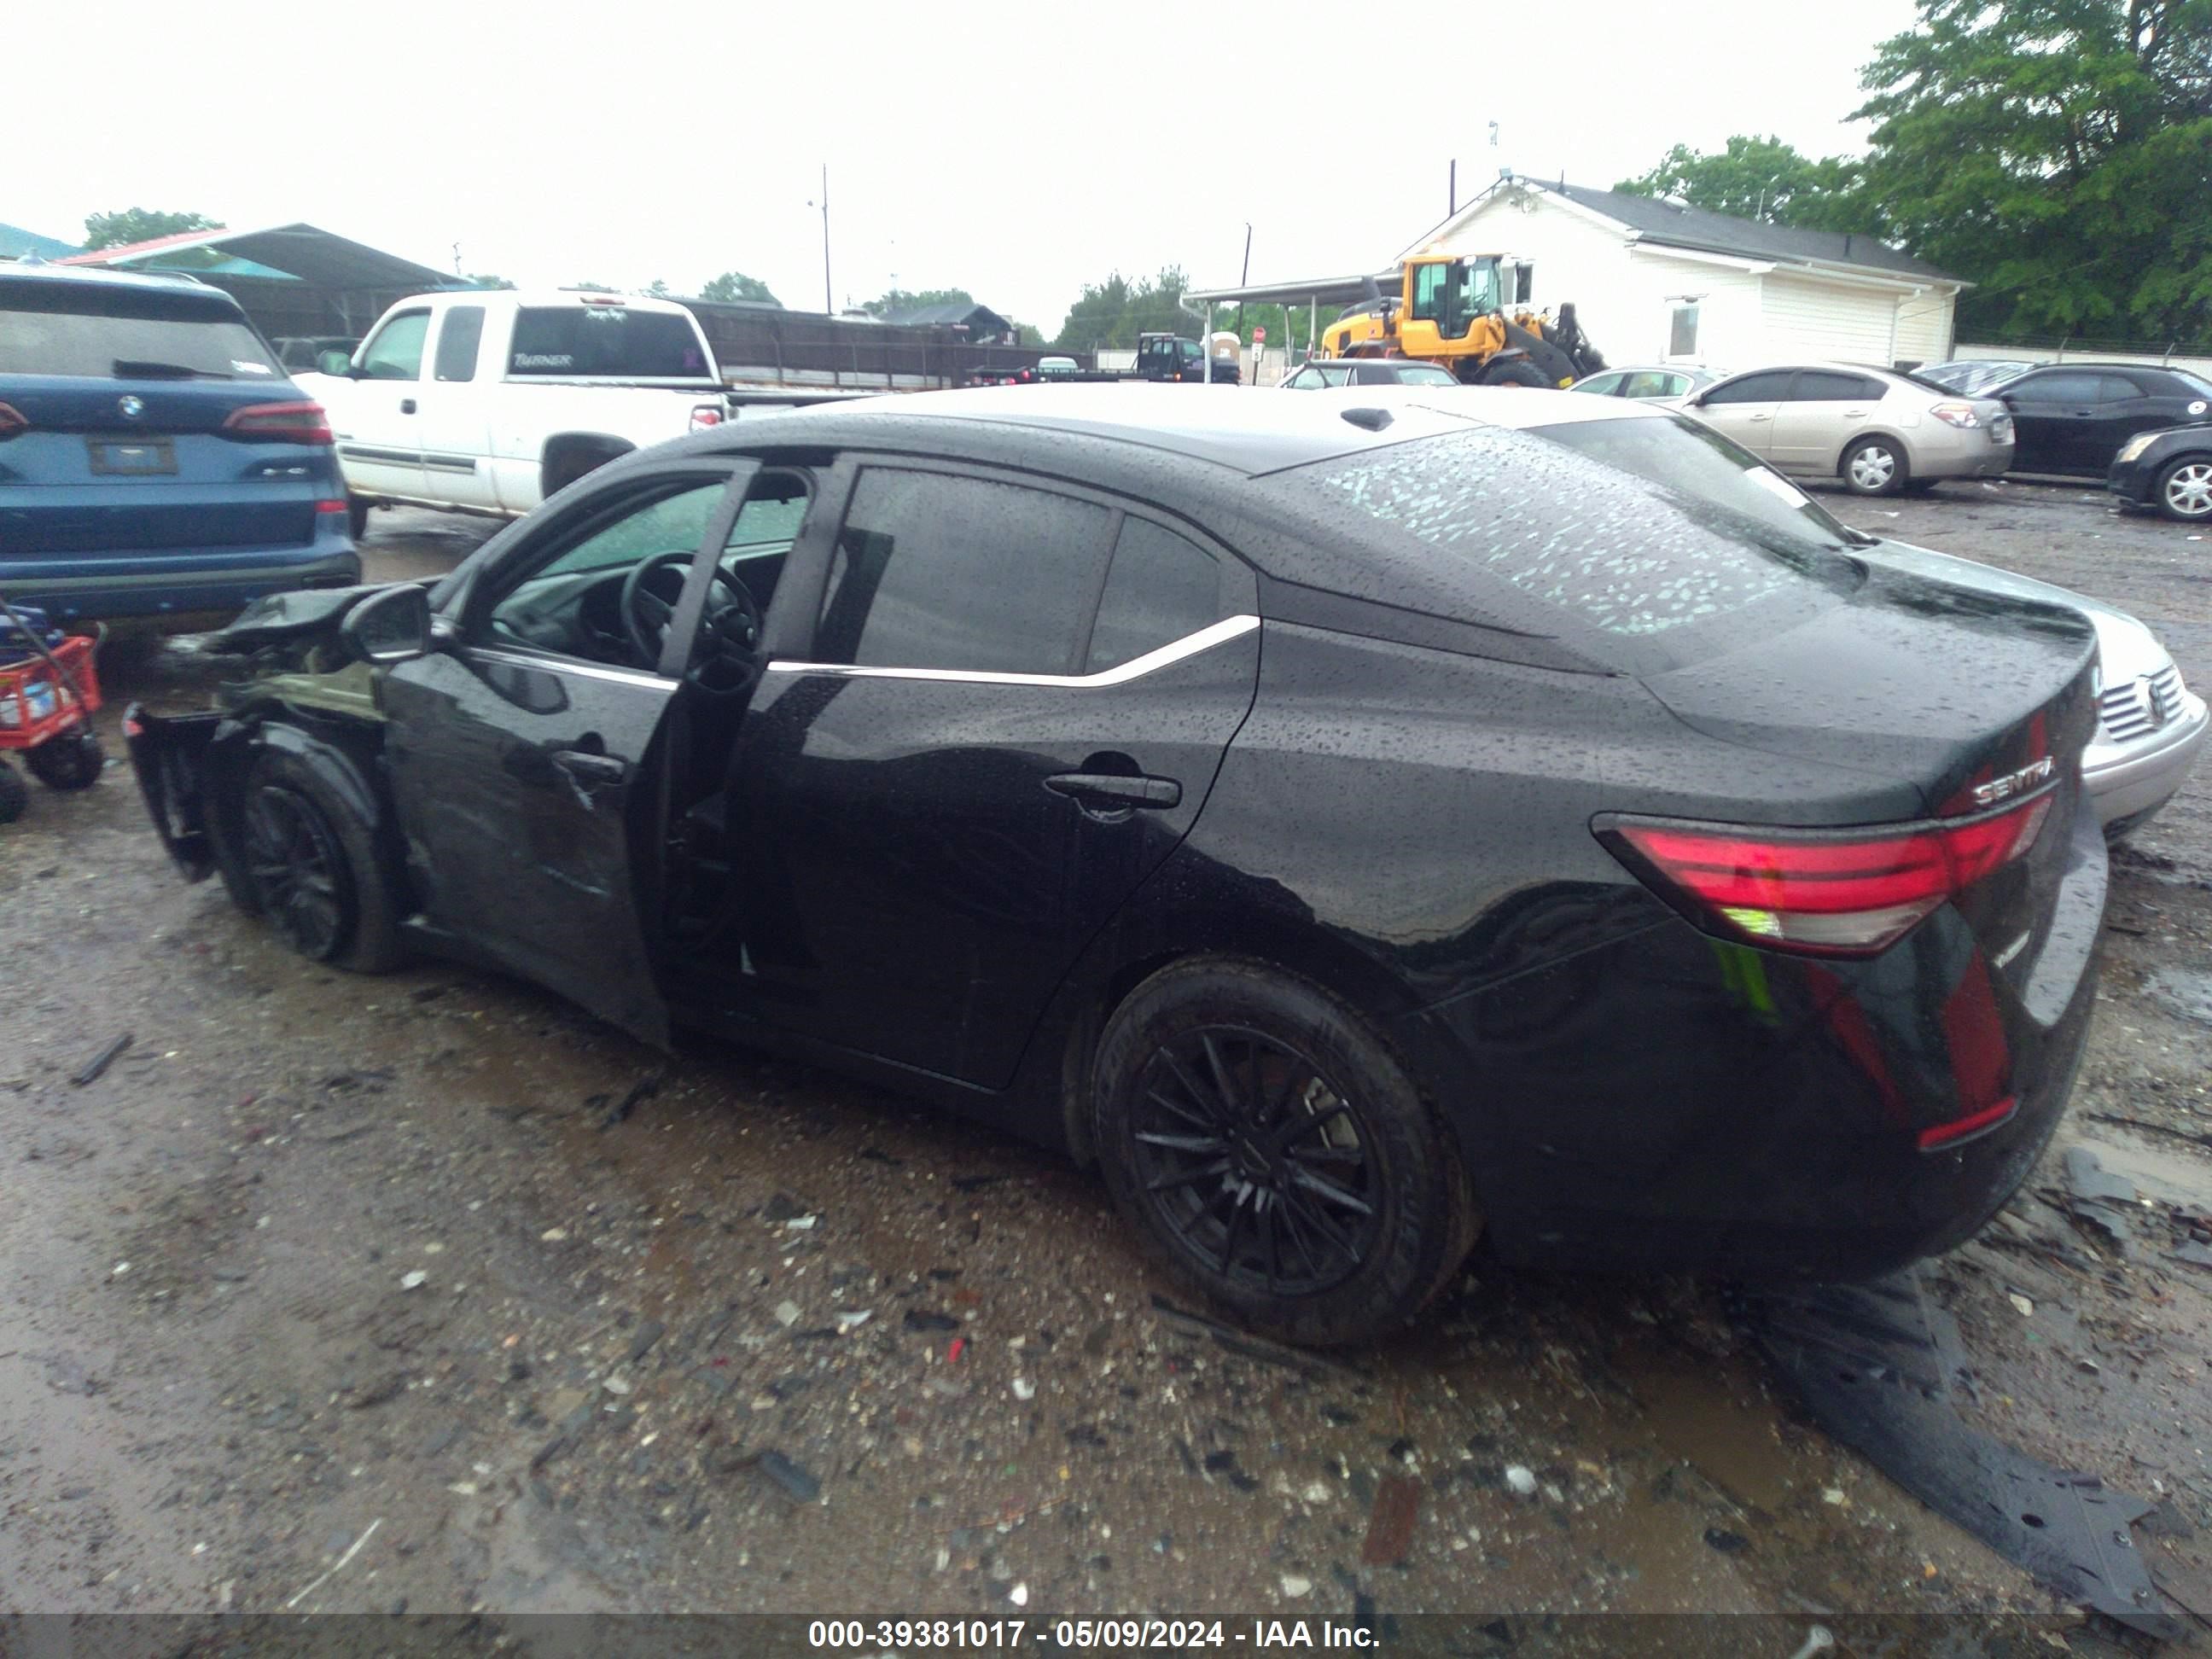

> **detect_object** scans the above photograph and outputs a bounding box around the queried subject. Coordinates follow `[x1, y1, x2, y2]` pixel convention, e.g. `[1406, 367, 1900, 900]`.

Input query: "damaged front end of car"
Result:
[124, 583, 411, 882]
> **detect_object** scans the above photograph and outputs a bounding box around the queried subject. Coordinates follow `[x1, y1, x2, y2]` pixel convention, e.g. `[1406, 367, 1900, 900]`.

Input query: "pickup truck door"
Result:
[379, 458, 760, 1045]
[410, 303, 500, 510]
[330, 306, 434, 501]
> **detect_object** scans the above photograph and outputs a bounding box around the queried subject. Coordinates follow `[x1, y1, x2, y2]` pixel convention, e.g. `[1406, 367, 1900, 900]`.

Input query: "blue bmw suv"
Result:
[0, 263, 358, 628]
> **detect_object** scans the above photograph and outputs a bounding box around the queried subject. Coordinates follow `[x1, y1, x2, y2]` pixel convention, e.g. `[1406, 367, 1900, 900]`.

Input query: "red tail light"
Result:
[689, 404, 724, 431]
[221, 401, 334, 445]
[0, 401, 27, 439]
[1598, 793, 2053, 955]
[315, 498, 348, 515]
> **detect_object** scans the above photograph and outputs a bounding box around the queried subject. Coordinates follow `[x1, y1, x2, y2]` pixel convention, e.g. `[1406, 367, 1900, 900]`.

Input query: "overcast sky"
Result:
[12, 0, 1920, 330]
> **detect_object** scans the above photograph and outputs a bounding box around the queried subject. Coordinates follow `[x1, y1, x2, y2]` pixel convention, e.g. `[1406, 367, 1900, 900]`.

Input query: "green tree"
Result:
[82, 207, 221, 251]
[700, 271, 779, 305]
[1615, 136, 1873, 230]
[1852, 0, 2212, 344]
[463, 273, 515, 290]
[860, 286, 975, 318]
[1051, 266, 1199, 349]
[643, 278, 672, 298]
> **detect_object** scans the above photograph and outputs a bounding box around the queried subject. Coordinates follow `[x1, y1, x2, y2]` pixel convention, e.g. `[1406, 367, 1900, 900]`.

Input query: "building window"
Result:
[1668, 304, 1700, 358]
[1514, 264, 1534, 306]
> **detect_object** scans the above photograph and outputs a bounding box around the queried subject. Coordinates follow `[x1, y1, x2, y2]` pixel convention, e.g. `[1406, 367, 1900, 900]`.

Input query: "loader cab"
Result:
[1404, 255, 1505, 344]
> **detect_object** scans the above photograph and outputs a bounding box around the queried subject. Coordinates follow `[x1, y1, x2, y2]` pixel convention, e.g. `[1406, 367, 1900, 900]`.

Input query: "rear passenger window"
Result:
[434, 306, 484, 381]
[815, 469, 1115, 675]
[1792, 370, 1880, 401]
[1086, 519, 1225, 673]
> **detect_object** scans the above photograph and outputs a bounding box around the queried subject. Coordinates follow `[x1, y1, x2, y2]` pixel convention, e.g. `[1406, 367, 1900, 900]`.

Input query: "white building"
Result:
[1408, 176, 1964, 370]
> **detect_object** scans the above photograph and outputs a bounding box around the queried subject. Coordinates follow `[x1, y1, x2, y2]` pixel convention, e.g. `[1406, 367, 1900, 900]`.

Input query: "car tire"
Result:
[347, 494, 372, 540]
[0, 759, 27, 824]
[236, 747, 405, 972]
[1842, 436, 1908, 497]
[26, 728, 103, 790]
[1091, 957, 1478, 1347]
[2155, 455, 2212, 521]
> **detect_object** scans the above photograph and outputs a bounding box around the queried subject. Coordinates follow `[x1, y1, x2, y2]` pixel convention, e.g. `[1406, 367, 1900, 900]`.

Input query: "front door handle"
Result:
[400, 398, 417, 415]
[1748, 412, 1770, 422]
[553, 748, 627, 785]
[1045, 771, 1182, 811]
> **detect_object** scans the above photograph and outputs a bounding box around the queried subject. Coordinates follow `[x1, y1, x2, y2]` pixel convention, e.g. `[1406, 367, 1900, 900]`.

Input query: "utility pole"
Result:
[807, 165, 833, 314]
[452, 242, 462, 276]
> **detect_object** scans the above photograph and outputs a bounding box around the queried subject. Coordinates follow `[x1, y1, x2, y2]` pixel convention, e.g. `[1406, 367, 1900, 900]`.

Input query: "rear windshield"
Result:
[507, 306, 715, 379]
[1284, 413, 1860, 672]
[0, 282, 280, 380]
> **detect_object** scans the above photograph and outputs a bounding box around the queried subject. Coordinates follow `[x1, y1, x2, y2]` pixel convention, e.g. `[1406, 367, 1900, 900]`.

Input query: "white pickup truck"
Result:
[300, 290, 733, 536]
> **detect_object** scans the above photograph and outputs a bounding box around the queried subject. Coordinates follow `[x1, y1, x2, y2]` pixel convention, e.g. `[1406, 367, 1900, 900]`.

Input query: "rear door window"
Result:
[1084, 518, 1226, 673]
[434, 306, 485, 381]
[1791, 370, 1883, 401]
[814, 469, 1116, 675]
[0, 281, 277, 379]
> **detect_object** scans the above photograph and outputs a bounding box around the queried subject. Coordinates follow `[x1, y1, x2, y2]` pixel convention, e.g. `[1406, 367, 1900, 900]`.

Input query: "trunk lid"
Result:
[1640, 560, 2098, 823]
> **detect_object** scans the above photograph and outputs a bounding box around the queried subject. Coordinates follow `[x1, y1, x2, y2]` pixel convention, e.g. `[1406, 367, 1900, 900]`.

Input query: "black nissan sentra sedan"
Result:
[125, 383, 2108, 1347]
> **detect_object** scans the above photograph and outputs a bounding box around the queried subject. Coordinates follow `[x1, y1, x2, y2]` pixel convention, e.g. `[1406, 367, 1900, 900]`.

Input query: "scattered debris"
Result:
[904, 1310, 959, 1333]
[627, 1319, 666, 1363]
[2007, 1292, 2034, 1318]
[399, 1271, 427, 1291]
[1280, 1574, 1312, 1598]
[2059, 1145, 2139, 1255]
[598, 1073, 662, 1130]
[282, 1517, 381, 1609]
[71, 1033, 133, 1087]
[754, 1450, 821, 1503]
[774, 1301, 800, 1328]
[1359, 1473, 1422, 1567]
[1011, 1377, 1035, 1401]
[1703, 1528, 1749, 1556]
[1748, 1272, 2182, 1639]
[1504, 1465, 1538, 1498]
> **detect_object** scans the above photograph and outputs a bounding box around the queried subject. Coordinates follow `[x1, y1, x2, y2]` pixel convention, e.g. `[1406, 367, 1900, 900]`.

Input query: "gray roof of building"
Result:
[883, 300, 1013, 330]
[1530, 179, 1960, 282]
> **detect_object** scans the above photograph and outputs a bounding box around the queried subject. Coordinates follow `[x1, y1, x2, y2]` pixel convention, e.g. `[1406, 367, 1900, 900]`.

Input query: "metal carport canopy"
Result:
[1185, 271, 1398, 308]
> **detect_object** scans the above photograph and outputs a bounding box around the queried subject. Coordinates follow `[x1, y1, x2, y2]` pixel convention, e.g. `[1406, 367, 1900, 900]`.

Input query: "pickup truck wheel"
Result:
[347, 494, 372, 540]
[238, 748, 404, 972]
[543, 441, 632, 500]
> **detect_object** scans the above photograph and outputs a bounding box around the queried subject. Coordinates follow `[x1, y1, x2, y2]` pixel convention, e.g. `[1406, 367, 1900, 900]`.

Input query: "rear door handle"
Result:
[553, 748, 628, 784]
[1748, 412, 1770, 422]
[1045, 772, 1182, 810]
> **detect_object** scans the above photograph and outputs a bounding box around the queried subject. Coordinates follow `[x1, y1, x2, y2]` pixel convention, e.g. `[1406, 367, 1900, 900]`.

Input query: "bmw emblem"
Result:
[118, 395, 145, 420]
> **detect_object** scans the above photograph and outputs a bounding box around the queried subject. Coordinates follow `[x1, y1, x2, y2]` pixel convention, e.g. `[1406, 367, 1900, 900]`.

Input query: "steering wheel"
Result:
[620, 550, 765, 696]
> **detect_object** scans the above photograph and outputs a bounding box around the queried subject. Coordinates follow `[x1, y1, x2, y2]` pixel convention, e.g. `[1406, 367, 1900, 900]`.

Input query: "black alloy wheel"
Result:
[1129, 1025, 1382, 1298]
[1095, 958, 1476, 1346]
[242, 783, 349, 961]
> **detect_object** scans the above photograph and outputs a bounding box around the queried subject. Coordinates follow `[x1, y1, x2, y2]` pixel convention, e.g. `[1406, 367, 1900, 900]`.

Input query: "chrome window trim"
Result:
[766, 614, 1259, 689]
[465, 645, 676, 691]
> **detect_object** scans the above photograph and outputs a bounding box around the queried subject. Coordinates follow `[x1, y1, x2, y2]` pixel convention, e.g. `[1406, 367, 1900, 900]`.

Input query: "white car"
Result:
[1854, 539, 2207, 837]
[1569, 364, 1727, 405]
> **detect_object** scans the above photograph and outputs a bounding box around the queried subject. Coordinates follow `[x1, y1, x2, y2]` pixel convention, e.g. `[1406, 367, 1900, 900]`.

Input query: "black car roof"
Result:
[692, 381, 1654, 477]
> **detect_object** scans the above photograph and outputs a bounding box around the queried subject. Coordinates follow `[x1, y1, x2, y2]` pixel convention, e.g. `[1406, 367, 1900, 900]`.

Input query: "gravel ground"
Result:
[3, 486, 2209, 1645]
